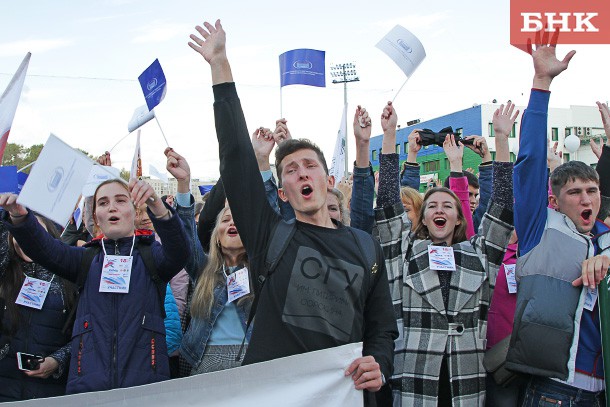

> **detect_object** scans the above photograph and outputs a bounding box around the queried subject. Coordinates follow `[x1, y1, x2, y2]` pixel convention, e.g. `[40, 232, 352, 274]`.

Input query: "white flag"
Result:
[149, 164, 169, 184]
[329, 104, 348, 183]
[376, 25, 426, 78]
[128, 105, 155, 133]
[17, 134, 94, 226]
[0, 52, 31, 160]
[130, 130, 141, 180]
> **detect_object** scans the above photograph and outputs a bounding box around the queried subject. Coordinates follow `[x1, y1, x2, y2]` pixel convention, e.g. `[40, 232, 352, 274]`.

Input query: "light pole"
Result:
[330, 63, 359, 179]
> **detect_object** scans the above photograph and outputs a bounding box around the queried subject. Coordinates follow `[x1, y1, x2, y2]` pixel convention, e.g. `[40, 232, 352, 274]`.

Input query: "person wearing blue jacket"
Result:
[504, 32, 610, 406]
[0, 178, 190, 395]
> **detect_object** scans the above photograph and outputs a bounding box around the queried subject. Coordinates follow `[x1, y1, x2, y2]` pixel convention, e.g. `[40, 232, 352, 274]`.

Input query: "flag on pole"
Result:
[138, 59, 167, 111]
[329, 104, 348, 182]
[0, 166, 18, 193]
[279, 49, 326, 88]
[0, 52, 31, 162]
[130, 130, 142, 180]
[376, 25, 426, 78]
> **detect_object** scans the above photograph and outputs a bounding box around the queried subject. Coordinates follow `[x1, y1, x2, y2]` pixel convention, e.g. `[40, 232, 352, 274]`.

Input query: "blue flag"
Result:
[0, 166, 18, 193]
[198, 185, 213, 195]
[16, 171, 28, 193]
[279, 49, 325, 88]
[138, 59, 167, 111]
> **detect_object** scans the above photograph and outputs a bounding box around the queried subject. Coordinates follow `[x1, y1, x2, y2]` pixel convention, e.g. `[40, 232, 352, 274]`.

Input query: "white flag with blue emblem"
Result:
[376, 25, 426, 78]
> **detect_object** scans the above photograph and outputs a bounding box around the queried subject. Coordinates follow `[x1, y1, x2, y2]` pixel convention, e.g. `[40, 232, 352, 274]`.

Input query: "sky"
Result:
[1, 0, 609, 180]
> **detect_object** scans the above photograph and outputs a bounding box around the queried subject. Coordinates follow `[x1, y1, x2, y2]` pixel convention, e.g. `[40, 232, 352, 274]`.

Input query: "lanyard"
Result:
[101, 235, 136, 257]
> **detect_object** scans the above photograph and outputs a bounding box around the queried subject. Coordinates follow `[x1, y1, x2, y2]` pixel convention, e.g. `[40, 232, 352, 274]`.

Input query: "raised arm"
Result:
[514, 30, 575, 255]
[189, 20, 278, 271]
[376, 102, 401, 209]
[594, 102, 610, 220]
[165, 147, 207, 280]
[400, 130, 422, 190]
[350, 106, 375, 233]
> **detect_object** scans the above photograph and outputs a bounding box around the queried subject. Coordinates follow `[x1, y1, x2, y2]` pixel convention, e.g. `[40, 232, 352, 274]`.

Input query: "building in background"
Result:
[369, 103, 604, 191]
[143, 177, 215, 201]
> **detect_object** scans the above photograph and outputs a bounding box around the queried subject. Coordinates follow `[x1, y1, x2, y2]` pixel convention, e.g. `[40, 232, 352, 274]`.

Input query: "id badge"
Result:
[99, 255, 133, 293]
[227, 267, 250, 303]
[15, 276, 51, 310]
[428, 246, 456, 271]
[504, 264, 518, 294]
[584, 287, 598, 311]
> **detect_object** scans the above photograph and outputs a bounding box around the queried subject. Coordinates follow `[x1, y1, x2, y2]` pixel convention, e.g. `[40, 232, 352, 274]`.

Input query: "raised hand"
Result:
[463, 136, 491, 161]
[164, 147, 191, 193]
[188, 19, 226, 64]
[129, 179, 162, 214]
[353, 105, 372, 143]
[380, 101, 398, 134]
[528, 29, 576, 90]
[547, 140, 563, 172]
[443, 134, 464, 172]
[251, 127, 275, 171]
[406, 129, 422, 163]
[97, 151, 111, 166]
[493, 102, 519, 139]
[273, 119, 292, 145]
[589, 137, 603, 160]
[597, 101, 610, 141]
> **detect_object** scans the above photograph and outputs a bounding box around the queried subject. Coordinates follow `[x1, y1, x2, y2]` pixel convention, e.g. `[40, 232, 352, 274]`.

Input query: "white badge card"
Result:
[227, 267, 251, 303]
[428, 246, 456, 271]
[99, 255, 133, 294]
[504, 264, 518, 294]
[15, 276, 52, 310]
[584, 287, 598, 311]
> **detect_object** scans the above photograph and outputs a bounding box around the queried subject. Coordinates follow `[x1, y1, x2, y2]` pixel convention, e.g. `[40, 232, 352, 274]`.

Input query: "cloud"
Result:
[0, 39, 73, 57]
[131, 21, 192, 43]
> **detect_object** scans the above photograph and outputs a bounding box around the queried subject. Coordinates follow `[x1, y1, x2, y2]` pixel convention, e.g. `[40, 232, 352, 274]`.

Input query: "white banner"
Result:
[82, 165, 121, 197]
[5, 343, 364, 407]
[329, 104, 348, 183]
[17, 134, 93, 226]
[149, 164, 169, 184]
[128, 104, 155, 133]
[130, 129, 141, 180]
[376, 25, 426, 78]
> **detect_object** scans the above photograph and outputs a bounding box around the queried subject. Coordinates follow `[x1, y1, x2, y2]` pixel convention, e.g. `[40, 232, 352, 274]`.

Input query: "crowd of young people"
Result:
[0, 19, 609, 407]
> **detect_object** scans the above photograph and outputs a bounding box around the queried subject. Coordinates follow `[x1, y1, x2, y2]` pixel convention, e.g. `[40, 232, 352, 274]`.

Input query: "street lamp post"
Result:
[330, 63, 359, 180]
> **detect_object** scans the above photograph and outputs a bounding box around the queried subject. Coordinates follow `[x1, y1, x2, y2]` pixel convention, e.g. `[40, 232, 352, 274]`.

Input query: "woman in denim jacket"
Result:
[165, 148, 252, 374]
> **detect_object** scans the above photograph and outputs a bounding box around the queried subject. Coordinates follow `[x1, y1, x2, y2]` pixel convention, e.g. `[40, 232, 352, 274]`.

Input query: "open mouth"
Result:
[581, 209, 593, 222]
[301, 185, 313, 198]
[227, 226, 238, 237]
[109, 216, 120, 222]
[433, 217, 447, 227]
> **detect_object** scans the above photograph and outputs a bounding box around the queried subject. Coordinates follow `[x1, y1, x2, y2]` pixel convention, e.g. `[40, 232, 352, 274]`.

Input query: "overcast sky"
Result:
[2, 0, 609, 179]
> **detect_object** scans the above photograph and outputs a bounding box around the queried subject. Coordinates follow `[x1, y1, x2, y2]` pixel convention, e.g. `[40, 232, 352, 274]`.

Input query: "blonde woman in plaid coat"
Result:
[372, 127, 514, 406]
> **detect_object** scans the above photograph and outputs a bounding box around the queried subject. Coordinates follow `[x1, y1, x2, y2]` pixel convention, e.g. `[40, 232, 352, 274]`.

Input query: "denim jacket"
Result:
[176, 196, 252, 370]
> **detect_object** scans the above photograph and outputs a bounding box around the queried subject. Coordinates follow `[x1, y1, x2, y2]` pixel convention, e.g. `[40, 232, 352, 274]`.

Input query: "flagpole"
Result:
[280, 87, 283, 119]
[109, 132, 132, 153]
[17, 161, 36, 173]
[154, 114, 170, 147]
[392, 77, 410, 103]
[330, 63, 359, 180]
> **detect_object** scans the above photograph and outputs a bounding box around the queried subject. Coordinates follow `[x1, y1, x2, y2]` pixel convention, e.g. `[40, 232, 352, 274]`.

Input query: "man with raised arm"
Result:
[188, 19, 397, 405]
[505, 31, 610, 406]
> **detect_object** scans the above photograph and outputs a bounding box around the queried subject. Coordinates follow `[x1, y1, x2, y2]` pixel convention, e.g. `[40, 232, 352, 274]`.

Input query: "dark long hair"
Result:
[1, 215, 76, 335]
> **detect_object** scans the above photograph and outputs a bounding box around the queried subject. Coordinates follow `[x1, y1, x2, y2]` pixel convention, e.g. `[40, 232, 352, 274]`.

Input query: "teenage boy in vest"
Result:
[506, 30, 610, 406]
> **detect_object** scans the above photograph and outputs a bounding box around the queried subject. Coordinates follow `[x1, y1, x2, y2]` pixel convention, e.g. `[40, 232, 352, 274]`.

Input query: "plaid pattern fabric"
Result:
[374, 200, 513, 406]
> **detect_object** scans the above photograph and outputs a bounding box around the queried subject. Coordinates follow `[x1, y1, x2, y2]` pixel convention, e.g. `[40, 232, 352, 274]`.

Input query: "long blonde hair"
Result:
[190, 207, 248, 319]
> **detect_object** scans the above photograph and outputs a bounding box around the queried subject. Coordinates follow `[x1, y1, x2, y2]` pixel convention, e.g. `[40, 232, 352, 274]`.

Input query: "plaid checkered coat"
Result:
[374, 200, 513, 407]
